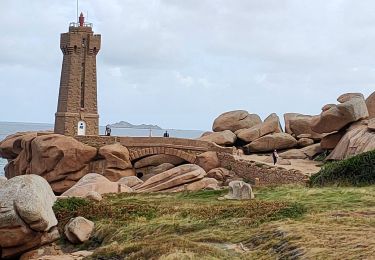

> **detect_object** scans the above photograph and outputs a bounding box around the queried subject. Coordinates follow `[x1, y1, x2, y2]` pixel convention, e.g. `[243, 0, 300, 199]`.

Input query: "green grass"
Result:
[256, 185, 375, 211]
[54, 185, 375, 259]
[310, 150, 375, 187]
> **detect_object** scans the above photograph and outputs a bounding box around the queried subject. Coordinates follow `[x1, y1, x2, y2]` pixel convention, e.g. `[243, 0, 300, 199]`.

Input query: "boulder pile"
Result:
[313, 92, 375, 160]
[60, 164, 220, 197]
[201, 91, 375, 161]
[0, 134, 137, 194]
[201, 110, 315, 154]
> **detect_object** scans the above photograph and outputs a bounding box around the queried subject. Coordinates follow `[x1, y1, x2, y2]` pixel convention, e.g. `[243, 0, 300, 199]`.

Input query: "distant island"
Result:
[109, 121, 162, 130]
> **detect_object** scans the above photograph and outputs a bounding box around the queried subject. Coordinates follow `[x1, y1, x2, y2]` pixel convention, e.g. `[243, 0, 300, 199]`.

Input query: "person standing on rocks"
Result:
[272, 149, 279, 165]
[105, 125, 112, 136]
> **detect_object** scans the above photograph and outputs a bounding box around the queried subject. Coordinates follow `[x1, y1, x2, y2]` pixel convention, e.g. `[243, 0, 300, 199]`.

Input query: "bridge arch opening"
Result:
[129, 147, 197, 164]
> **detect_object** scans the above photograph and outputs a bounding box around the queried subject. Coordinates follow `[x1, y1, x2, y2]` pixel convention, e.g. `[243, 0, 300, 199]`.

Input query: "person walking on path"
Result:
[272, 149, 279, 165]
[163, 131, 169, 137]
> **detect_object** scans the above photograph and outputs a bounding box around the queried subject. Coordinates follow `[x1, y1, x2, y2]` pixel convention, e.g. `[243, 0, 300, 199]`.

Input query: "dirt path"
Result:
[237, 154, 322, 176]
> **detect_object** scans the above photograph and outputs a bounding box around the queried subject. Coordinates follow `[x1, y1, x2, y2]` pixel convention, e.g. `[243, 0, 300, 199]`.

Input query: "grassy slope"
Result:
[54, 186, 375, 259]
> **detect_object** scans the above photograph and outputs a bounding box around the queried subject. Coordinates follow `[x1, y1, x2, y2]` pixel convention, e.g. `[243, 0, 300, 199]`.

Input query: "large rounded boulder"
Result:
[135, 164, 206, 192]
[30, 134, 97, 193]
[61, 173, 133, 197]
[312, 94, 369, 134]
[245, 133, 297, 152]
[0, 175, 59, 258]
[284, 114, 322, 140]
[199, 130, 237, 146]
[212, 110, 261, 132]
[195, 151, 220, 172]
[95, 143, 135, 181]
[0, 132, 38, 160]
[236, 113, 282, 143]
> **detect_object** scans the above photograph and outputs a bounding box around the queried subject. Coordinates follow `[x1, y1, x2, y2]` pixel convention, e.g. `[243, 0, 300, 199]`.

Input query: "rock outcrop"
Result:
[199, 130, 237, 146]
[297, 138, 314, 147]
[322, 104, 336, 111]
[207, 167, 234, 183]
[301, 143, 323, 158]
[3, 133, 98, 194]
[369, 118, 375, 131]
[195, 151, 220, 172]
[134, 154, 185, 169]
[326, 124, 375, 160]
[284, 114, 322, 140]
[0, 132, 38, 160]
[61, 173, 133, 197]
[279, 149, 307, 159]
[117, 176, 144, 188]
[245, 133, 297, 152]
[0, 175, 59, 258]
[284, 113, 299, 135]
[366, 91, 375, 119]
[312, 94, 369, 134]
[164, 177, 219, 192]
[280, 143, 323, 159]
[337, 92, 364, 103]
[148, 163, 175, 175]
[212, 110, 261, 132]
[236, 113, 282, 143]
[320, 131, 345, 150]
[223, 181, 254, 200]
[96, 143, 135, 181]
[64, 217, 94, 244]
[135, 164, 206, 192]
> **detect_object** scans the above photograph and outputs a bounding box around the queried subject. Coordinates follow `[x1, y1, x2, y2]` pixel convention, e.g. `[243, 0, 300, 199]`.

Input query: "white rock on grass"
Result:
[85, 191, 102, 202]
[223, 181, 254, 200]
[64, 217, 95, 244]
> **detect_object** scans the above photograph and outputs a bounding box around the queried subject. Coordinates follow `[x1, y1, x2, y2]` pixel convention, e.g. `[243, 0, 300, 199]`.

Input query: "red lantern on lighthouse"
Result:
[79, 12, 84, 26]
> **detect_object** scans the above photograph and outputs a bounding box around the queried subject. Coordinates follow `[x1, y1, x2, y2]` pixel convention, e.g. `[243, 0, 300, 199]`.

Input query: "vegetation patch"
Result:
[54, 191, 304, 259]
[53, 185, 375, 259]
[309, 150, 375, 187]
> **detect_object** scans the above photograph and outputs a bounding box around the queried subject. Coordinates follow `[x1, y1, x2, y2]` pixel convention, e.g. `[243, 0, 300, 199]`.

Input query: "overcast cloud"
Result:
[0, 0, 374, 130]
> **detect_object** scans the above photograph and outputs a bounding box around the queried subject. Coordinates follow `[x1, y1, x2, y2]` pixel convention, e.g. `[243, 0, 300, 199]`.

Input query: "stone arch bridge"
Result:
[76, 136, 234, 163]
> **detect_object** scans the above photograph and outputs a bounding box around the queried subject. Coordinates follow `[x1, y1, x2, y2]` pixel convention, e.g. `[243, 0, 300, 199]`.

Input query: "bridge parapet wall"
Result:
[75, 136, 235, 156]
[75, 135, 118, 148]
[117, 137, 234, 154]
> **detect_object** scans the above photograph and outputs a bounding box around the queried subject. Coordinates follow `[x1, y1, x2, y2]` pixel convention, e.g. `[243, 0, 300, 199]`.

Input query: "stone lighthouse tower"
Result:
[54, 13, 101, 136]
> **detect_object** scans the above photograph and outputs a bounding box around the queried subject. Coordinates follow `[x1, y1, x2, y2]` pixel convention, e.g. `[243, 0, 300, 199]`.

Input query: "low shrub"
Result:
[309, 150, 375, 187]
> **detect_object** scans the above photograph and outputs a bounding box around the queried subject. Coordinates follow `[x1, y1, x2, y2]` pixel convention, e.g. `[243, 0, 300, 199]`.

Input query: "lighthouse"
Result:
[54, 13, 101, 136]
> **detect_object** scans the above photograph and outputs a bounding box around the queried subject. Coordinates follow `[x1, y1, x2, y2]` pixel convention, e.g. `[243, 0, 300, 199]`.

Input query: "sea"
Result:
[0, 121, 204, 176]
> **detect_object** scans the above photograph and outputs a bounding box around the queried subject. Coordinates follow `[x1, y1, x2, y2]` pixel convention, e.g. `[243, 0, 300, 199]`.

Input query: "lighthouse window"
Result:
[81, 82, 85, 108]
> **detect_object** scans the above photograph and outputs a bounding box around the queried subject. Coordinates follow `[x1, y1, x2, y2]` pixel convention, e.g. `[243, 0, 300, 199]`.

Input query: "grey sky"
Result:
[0, 0, 374, 130]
